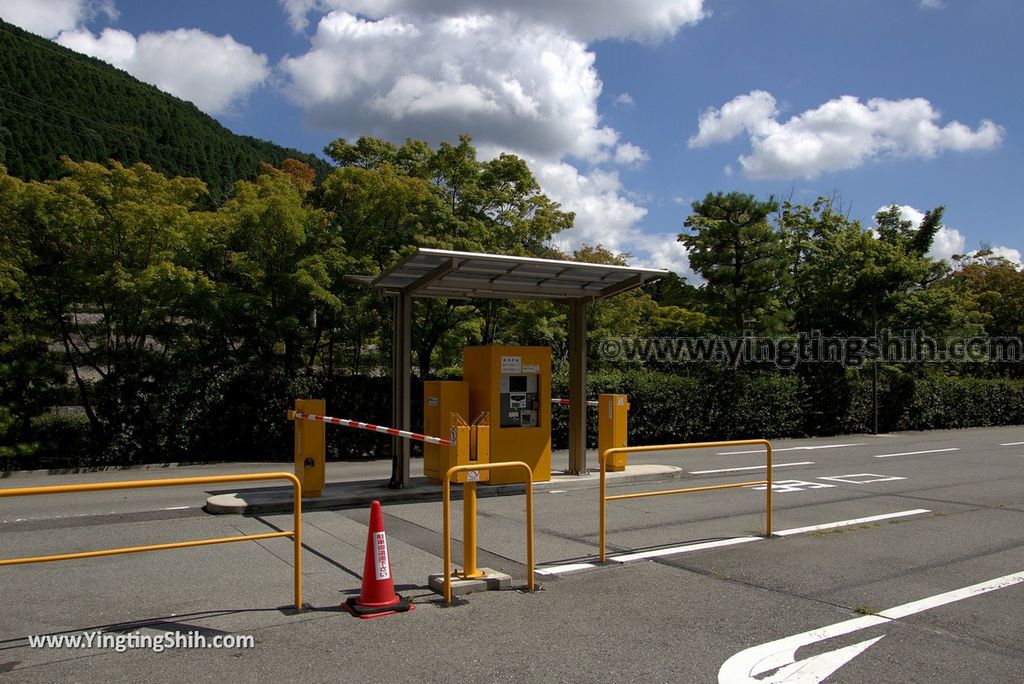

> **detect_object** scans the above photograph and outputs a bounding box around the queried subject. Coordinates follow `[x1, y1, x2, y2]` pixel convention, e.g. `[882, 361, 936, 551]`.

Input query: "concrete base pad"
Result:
[428, 568, 512, 596]
[205, 463, 682, 515]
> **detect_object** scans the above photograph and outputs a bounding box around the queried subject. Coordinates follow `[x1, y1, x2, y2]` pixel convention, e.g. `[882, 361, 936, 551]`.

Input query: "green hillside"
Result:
[0, 19, 332, 201]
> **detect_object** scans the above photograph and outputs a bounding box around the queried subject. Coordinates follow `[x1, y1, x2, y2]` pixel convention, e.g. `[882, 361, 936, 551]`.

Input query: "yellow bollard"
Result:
[456, 414, 488, 579]
[459, 480, 484, 578]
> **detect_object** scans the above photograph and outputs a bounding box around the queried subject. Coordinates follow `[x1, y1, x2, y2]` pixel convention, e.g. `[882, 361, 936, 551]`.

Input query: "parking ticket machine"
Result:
[463, 345, 551, 484]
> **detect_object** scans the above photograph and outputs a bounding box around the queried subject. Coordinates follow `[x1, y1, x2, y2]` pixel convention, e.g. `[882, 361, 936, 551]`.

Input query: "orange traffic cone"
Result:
[342, 500, 415, 618]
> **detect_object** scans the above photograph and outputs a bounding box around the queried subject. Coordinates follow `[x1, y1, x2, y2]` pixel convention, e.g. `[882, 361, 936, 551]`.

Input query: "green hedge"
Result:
[551, 369, 806, 449]
[11, 369, 1024, 470]
[895, 376, 1024, 430]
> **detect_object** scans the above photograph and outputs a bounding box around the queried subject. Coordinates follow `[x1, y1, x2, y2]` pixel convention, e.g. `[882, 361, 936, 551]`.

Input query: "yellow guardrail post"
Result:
[599, 439, 773, 561]
[442, 461, 534, 605]
[0, 472, 304, 609]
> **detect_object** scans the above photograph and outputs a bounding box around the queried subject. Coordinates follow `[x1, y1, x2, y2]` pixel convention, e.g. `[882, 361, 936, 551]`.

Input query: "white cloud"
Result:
[884, 204, 926, 228]
[275, 2, 705, 274]
[279, 0, 707, 41]
[691, 91, 1004, 179]
[875, 204, 965, 262]
[919, 0, 944, 9]
[689, 90, 778, 147]
[930, 227, 966, 262]
[985, 246, 1022, 266]
[631, 232, 698, 280]
[538, 162, 647, 253]
[534, 160, 697, 279]
[0, 0, 115, 38]
[614, 142, 649, 166]
[56, 28, 270, 115]
[281, 12, 623, 163]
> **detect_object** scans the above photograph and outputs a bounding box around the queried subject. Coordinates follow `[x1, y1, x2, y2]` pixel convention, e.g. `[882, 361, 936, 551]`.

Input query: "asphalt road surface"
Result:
[1, 425, 1022, 682]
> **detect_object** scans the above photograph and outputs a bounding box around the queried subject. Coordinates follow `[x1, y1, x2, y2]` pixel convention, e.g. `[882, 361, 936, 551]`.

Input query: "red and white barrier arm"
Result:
[291, 411, 452, 446]
[552, 398, 600, 407]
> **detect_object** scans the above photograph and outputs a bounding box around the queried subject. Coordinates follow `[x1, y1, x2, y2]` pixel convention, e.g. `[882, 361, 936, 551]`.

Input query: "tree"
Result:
[14, 159, 214, 457]
[679, 192, 788, 334]
[950, 251, 1024, 376]
[0, 167, 64, 467]
[218, 165, 336, 374]
[318, 134, 574, 376]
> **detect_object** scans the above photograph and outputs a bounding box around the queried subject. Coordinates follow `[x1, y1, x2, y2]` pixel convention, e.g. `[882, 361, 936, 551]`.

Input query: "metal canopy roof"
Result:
[372, 248, 667, 301]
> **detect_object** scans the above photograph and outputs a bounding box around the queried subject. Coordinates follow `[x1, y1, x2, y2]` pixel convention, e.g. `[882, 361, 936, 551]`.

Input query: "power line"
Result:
[0, 84, 144, 140]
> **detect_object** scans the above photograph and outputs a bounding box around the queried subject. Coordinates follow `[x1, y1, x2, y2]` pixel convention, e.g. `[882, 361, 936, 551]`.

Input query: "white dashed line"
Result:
[535, 510, 932, 574]
[718, 443, 863, 455]
[689, 461, 814, 475]
[873, 448, 959, 459]
[773, 509, 931, 536]
[536, 562, 596, 576]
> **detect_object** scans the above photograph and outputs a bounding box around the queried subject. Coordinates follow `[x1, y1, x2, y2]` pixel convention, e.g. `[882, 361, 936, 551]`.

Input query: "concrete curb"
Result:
[205, 464, 683, 515]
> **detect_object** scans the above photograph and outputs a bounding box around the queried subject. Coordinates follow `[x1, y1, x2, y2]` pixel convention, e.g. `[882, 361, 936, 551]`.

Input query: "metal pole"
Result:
[460, 481, 482, 578]
[568, 297, 588, 474]
[293, 474, 303, 609]
[442, 470, 452, 603]
[390, 293, 412, 488]
[872, 296, 879, 435]
[599, 451, 606, 561]
[765, 442, 773, 537]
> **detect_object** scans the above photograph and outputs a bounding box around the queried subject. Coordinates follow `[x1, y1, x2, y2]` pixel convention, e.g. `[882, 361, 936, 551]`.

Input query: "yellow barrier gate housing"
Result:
[599, 440, 773, 561]
[423, 381, 469, 482]
[293, 398, 326, 497]
[598, 393, 630, 472]
[0, 472, 304, 609]
[441, 461, 534, 604]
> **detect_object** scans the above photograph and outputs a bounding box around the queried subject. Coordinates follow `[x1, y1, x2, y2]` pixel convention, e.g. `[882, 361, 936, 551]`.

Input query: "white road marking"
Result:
[774, 509, 930, 536]
[690, 461, 814, 475]
[536, 510, 933, 574]
[718, 444, 863, 455]
[816, 473, 906, 485]
[999, 441, 1024, 446]
[873, 448, 959, 459]
[536, 563, 595, 575]
[746, 479, 836, 493]
[610, 537, 762, 563]
[718, 570, 1024, 683]
[547, 490, 568, 494]
[160, 506, 191, 510]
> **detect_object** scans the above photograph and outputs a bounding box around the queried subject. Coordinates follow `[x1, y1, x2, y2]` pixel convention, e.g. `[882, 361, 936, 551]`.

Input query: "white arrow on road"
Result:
[718, 570, 1024, 683]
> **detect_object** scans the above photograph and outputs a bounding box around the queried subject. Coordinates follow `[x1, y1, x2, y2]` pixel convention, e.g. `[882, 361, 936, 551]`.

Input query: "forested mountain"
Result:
[0, 19, 331, 201]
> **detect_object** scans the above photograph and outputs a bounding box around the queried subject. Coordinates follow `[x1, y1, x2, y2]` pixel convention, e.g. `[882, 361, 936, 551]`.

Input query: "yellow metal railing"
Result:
[599, 440, 773, 561]
[0, 472, 304, 609]
[441, 462, 534, 604]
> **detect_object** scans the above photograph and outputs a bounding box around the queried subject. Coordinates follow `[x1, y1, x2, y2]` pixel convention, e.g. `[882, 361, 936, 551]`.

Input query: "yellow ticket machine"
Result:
[463, 346, 551, 484]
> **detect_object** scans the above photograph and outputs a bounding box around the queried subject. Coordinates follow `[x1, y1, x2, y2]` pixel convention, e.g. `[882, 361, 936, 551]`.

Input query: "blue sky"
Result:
[2, 0, 1020, 277]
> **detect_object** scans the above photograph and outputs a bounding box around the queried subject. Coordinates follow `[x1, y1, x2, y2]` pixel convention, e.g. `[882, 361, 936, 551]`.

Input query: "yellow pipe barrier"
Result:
[599, 440, 773, 561]
[442, 462, 534, 605]
[0, 472, 304, 609]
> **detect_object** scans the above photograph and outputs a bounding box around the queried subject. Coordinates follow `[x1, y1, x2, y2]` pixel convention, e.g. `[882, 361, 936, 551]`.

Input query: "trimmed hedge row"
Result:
[551, 369, 1024, 450]
[550, 369, 806, 448]
[14, 369, 1024, 470]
